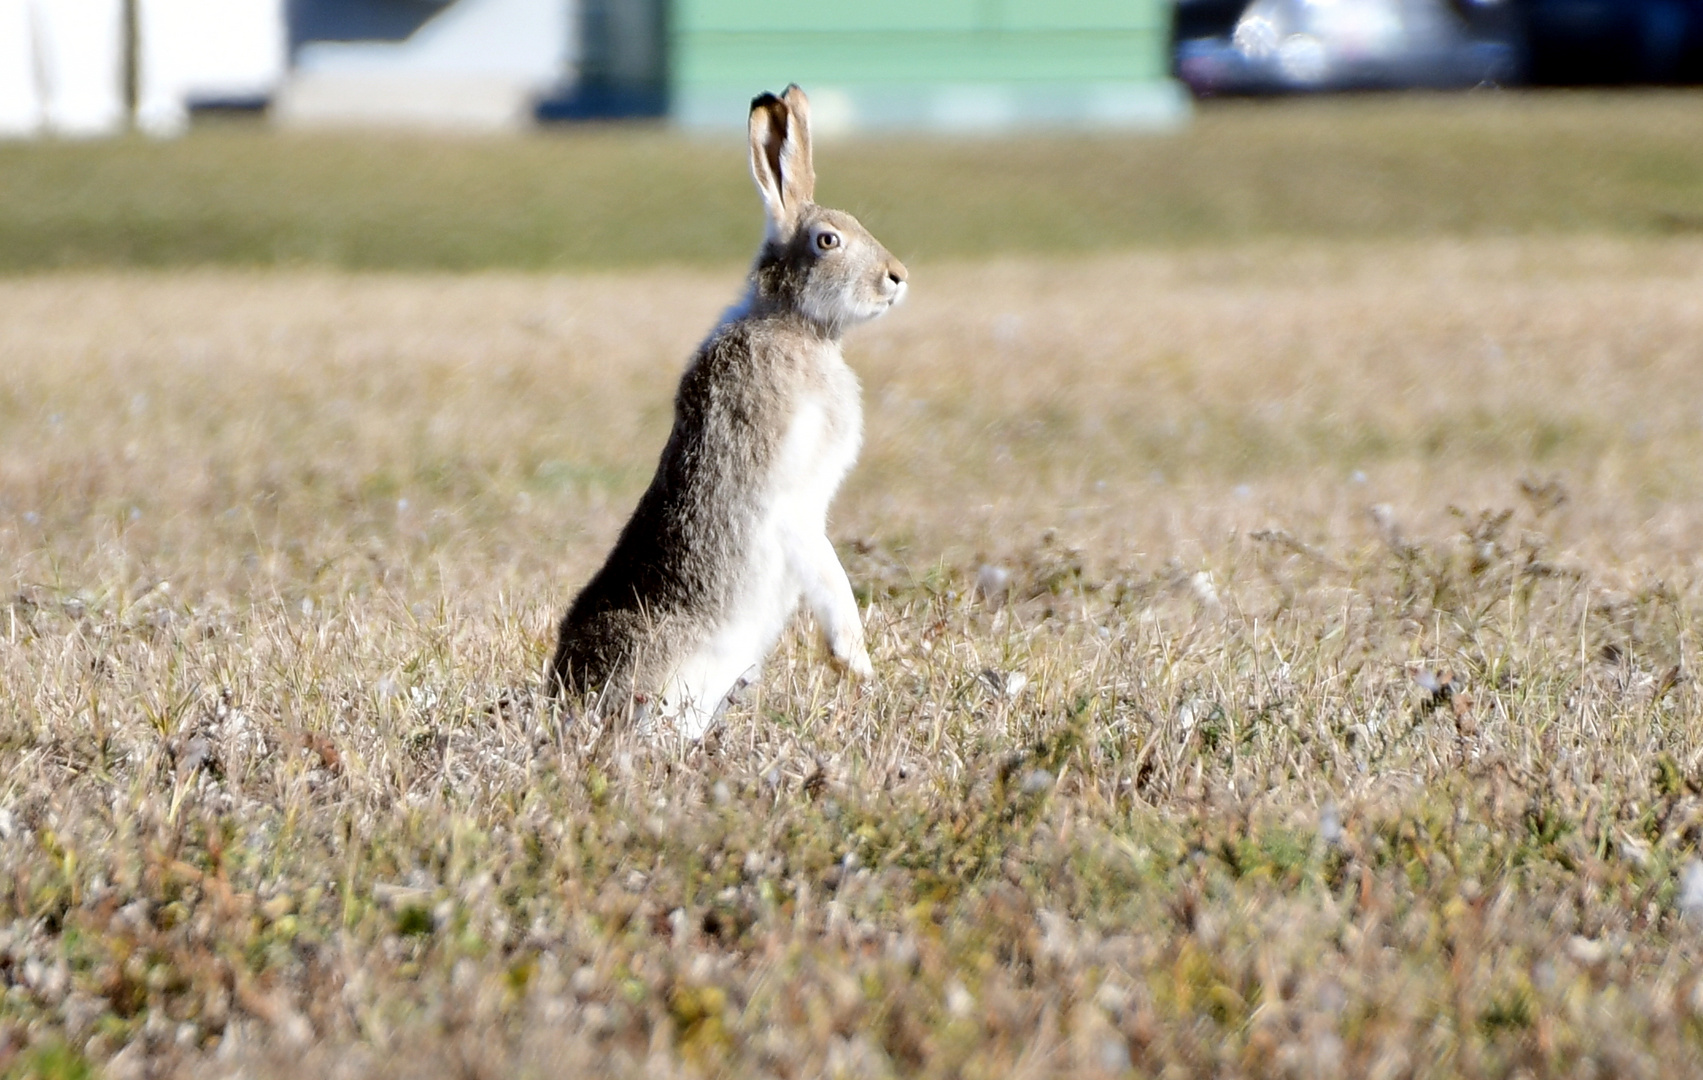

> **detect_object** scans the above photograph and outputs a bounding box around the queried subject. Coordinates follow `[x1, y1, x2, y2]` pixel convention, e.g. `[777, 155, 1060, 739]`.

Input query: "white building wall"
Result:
[0, 0, 125, 138]
[276, 0, 575, 130]
[0, 0, 285, 139]
[0, 0, 42, 137]
[138, 0, 287, 136]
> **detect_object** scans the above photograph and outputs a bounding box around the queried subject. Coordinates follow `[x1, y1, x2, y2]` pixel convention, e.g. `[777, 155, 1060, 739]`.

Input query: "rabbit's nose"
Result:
[885, 260, 908, 287]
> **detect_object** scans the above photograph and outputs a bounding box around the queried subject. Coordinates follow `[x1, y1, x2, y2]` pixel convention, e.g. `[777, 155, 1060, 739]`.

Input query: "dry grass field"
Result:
[3, 233, 1703, 1079]
[4, 89, 1703, 1080]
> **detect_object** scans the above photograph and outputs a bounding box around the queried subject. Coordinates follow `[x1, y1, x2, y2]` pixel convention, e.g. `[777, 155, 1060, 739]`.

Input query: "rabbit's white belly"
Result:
[663, 378, 861, 738]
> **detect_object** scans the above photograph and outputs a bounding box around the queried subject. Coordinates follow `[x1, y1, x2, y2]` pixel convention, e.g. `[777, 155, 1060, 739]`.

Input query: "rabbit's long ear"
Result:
[779, 85, 814, 203]
[749, 85, 815, 239]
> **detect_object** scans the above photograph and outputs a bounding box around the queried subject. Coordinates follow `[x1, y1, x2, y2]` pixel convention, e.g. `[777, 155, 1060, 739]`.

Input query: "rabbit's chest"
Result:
[767, 362, 862, 521]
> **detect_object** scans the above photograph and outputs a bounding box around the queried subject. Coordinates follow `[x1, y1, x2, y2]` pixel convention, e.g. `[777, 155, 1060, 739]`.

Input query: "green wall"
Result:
[671, 0, 1186, 131]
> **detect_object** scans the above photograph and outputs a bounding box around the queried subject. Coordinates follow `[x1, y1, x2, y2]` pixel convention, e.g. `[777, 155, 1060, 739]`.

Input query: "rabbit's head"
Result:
[747, 86, 908, 336]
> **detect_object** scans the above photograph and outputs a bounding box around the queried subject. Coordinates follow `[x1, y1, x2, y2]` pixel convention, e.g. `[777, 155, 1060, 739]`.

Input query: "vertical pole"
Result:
[122, 0, 139, 128]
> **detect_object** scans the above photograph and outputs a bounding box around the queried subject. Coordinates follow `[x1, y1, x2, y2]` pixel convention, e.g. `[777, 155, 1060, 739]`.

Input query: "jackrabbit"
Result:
[549, 85, 908, 737]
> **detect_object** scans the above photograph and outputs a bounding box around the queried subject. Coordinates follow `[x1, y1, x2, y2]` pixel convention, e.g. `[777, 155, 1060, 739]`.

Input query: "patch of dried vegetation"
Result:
[2, 237, 1703, 1078]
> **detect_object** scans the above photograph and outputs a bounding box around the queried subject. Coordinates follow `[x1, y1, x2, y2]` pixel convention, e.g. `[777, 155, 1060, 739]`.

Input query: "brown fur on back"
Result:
[550, 312, 830, 703]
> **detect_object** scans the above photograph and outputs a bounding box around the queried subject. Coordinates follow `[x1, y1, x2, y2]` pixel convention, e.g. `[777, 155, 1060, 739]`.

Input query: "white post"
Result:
[37, 0, 128, 136]
[0, 0, 45, 136]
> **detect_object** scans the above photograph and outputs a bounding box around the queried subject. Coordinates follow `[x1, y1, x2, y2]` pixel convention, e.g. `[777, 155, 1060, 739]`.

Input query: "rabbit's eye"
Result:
[815, 231, 840, 252]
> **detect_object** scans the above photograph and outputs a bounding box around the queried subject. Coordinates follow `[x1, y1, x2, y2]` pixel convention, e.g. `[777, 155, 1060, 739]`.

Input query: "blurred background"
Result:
[3, 0, 1701, 139]
[0, 0, 1699, 273]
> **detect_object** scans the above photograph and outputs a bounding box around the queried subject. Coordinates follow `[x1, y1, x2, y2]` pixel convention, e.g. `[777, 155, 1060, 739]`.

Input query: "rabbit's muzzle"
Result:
[877, 259, 909, 309]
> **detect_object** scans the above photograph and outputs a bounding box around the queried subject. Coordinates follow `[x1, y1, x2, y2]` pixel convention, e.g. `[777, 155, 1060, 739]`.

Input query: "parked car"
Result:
[1174, 0, 1703, 94]
[1175, 0, 1522, 95]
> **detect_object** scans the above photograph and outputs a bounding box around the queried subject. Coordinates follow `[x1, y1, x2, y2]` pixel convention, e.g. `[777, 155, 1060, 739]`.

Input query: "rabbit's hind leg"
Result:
[661, 644, 762, 742]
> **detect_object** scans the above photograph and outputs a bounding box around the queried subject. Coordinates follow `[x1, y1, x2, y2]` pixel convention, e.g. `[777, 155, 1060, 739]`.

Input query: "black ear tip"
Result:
[750, 91, 784, 112]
